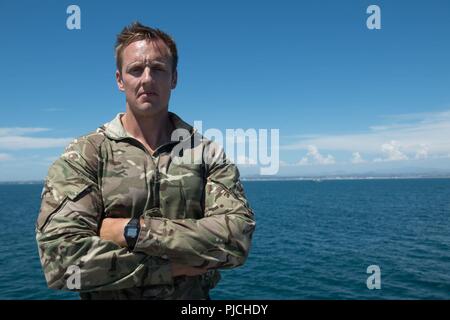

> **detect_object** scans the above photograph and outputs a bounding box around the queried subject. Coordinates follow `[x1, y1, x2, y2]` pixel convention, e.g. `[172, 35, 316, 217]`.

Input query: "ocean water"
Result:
[0, 179, 449, 300]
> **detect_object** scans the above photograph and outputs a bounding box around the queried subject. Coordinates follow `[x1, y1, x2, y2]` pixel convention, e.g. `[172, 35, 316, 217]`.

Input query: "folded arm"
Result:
[133, 145, 256, 269]
[36, 137, 175, 292]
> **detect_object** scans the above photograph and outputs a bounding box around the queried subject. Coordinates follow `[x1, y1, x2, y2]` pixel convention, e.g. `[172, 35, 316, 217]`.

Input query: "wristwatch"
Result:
[124, 217, 141, 251]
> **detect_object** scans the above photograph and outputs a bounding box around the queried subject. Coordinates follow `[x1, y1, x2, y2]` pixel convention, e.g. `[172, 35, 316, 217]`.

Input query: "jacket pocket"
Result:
[36, 177, 93, 232]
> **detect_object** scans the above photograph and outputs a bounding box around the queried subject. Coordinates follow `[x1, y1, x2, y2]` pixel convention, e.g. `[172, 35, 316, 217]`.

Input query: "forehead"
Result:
[122, 39, 171, 64]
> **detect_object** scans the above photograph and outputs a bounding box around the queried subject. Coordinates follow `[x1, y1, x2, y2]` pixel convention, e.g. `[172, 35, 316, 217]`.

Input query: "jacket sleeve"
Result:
[134, 142, 256, 269]
[36, 136, 173, 292]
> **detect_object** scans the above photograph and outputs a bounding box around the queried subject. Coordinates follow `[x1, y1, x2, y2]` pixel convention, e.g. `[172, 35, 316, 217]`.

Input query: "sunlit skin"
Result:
[100, 39, 207, 277]
[115, 39, 177, 155]
[116, 39, 177, 119]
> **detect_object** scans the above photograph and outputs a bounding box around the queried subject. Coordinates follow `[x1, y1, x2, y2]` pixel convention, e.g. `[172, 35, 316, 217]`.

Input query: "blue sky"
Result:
[0, 0, 450, 180]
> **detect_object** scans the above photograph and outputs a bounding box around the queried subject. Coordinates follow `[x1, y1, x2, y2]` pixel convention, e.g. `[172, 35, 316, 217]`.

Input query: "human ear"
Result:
[116, 70, 125, 92]
[171, 70, 178, 89]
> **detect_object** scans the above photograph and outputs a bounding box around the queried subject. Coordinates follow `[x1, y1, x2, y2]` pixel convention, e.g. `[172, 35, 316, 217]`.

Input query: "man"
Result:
[36, 22, 255, 299]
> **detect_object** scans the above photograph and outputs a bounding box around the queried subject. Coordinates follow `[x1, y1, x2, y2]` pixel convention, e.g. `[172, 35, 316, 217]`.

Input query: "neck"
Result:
[121, 107, 173, 153]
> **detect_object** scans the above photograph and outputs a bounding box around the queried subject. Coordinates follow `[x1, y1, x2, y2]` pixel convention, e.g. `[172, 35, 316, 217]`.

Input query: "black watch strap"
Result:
[124, 217, 141, 251]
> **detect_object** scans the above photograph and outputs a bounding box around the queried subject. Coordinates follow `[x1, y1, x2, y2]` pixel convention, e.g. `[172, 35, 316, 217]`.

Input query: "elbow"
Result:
[39, 255, 73, 291]
[43, 264, 82, 292]
[39, 257, 69, 291]
[233, 237, 252, 267]
[225, 243, 250, 268]
[45, 273, 66, 291]
[37, 239, 81, 292]
[228, 218, 256, 268]
[233, 252, 248, 268]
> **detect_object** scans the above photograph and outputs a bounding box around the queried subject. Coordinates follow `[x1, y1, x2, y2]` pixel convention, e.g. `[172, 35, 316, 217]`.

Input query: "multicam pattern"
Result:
[36, 112, 255, 299]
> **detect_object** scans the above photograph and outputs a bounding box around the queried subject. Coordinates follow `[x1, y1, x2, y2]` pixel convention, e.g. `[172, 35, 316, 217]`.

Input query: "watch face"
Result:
[126, 227, 138, 238]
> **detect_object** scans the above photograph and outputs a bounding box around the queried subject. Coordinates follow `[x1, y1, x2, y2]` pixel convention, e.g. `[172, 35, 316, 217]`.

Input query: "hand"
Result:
[171, 263, 209, 277]
[99, 218, 129, 247]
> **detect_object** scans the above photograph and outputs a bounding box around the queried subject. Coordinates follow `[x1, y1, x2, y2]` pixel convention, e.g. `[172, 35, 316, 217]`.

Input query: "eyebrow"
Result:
[125, 60, 168, 70]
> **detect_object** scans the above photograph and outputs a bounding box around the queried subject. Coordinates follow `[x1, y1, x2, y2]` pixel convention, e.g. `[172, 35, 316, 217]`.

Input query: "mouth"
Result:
[139, 91, 158, 97]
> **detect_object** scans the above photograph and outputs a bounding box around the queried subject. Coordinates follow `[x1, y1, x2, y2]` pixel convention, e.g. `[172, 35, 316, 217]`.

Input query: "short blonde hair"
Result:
[115, 21, 178, 74]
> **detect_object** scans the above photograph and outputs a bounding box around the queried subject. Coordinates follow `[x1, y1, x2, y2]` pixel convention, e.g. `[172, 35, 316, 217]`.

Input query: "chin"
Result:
[131, 103, 166, 117]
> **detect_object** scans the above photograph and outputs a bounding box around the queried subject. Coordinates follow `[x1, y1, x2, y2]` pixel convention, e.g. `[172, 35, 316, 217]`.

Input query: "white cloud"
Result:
[0, 136, 72, 150]
[415, 144, 429, 159]
[309, 145, 335, 164]
[351, 152, 366, 164]
[297, 145, 335, 165]
[0, 153, 12, 161]
[282, 110, 450, 160]
[377, 140, 409, 162]
[0, 127, 72, 150]
[0, 127, 50, 136]
[298, 157, 309, 166]
[380, 110, 450, 123]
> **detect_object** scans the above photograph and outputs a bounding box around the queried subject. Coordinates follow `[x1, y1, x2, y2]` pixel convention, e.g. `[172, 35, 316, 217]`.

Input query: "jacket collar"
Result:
[100, 111, 196, 142]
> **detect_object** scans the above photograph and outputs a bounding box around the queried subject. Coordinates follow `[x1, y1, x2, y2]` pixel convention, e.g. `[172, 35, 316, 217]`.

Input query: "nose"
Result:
[141, 66, 153, 85]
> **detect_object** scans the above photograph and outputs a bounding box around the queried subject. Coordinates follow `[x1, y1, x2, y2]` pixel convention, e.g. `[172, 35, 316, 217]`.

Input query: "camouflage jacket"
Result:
[36, 112, 255, 300]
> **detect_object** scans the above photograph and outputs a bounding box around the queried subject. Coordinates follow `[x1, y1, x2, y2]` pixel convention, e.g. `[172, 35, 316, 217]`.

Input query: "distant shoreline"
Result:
[0, 180, 45, 185]
[2, 175, 450, 184]
[241, 175, 450, 182]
